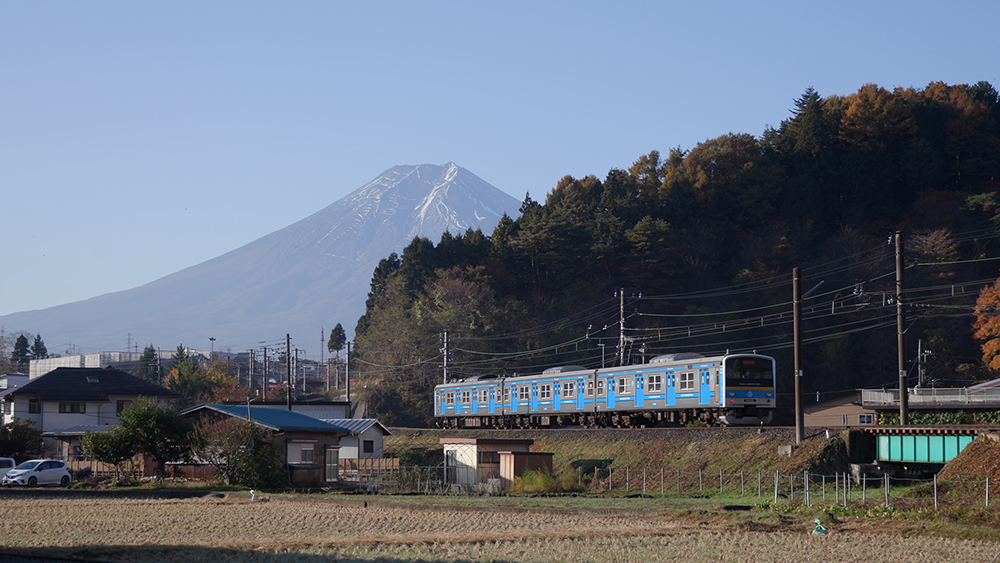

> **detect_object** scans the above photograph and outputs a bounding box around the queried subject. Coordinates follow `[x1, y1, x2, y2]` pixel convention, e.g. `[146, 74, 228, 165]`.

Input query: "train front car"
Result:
[718, 354, 775, 425]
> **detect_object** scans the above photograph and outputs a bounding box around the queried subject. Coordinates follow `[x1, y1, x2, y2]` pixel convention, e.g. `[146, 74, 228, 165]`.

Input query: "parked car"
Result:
[0, 458, 14, 480]
[1, 459, 71, 487]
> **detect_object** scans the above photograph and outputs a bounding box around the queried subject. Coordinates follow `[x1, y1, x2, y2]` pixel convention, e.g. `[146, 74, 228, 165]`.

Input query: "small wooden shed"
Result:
[439, 437, 534, 486]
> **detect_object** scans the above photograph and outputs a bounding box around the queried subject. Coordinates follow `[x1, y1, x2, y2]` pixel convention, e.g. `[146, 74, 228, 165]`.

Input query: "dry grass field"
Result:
[2, 493, 998, 563]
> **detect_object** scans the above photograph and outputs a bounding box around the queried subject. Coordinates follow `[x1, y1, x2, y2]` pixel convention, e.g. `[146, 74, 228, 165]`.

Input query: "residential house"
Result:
[805, 392, 878, 428]
[0, 367, 180, 456]
[440, 437, 540, 488]
[182, 403, 349, 485]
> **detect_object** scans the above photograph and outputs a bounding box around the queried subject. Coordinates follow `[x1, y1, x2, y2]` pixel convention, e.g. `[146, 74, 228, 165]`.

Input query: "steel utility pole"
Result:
[345, 341, 351, 403]
[793, 267, 804, 444]
[286, 334, 292, 410]
[896, 232, 908, 425]
[441, 331, 449, 384]
[619, 289, 626, 366]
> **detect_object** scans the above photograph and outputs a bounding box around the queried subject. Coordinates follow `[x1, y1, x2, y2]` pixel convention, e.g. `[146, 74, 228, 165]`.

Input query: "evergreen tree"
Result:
[30, 334, 48, 360]
[135, 344, 159, 382]
[10, 335, 30, 370]
[327, 324, 347, 355]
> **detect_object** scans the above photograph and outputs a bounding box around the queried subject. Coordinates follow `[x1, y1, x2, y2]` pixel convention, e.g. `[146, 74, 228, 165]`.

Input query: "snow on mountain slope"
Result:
[0, 163, 520, 353]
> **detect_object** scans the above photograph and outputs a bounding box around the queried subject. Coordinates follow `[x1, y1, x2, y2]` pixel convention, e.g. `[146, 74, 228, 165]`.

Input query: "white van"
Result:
[0, 458, 15, 479]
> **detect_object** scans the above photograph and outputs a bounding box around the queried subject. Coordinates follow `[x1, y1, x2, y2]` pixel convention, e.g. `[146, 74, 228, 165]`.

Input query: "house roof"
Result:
[43, 424, 117, 437]
[182, 403, 350, 433]
[320, 418, 391, 436]
[0, 367, 180, 402]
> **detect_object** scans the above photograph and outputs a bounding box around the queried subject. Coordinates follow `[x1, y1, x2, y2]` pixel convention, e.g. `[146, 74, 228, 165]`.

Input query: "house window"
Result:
[562, 382, 575, 397]
[2, 401, 10, 415]
[116, 400, 132, 415]
[59, 402, 86, 414]
[842, 414, 848, 425]
[680, 373, 695, 391]
[539, 384, 552, 400]
[859, 413, 874, 425]
[301, 445, 314, 463]
[617, 377, 634, 395]
[28, 399, 40, 414]
[363, 440, 374, 454]
[647, 375, 662, 393]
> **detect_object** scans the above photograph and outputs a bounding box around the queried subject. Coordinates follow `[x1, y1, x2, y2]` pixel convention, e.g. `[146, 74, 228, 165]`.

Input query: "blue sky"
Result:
[2, 1, 998, 320]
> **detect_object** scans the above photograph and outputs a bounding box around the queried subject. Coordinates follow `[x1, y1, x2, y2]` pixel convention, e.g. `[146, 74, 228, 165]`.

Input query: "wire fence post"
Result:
[741, 470, 745, 497]
[643, 468, 647, 496]
[699, 469, 703, 492]
[862, 475, 866, 503]
[758, 471, 761, 497]
[609, 467, 613, 491]
[845, 472, 850, 507]
[773, 470, 779, 504]
[720, 469, 723, 495]
[804, 471, 810, 507]
[626, 467, 630, 493]
[884, 474, 889, 507]
[835, 473, 839, 505]
[934, 474, 938, 511]
[987, 477, 991, 508]
[661, 468, 664, 495]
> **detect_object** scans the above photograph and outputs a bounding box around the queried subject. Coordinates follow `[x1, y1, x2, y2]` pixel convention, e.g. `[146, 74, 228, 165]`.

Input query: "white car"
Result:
[1, 459, 72, 487]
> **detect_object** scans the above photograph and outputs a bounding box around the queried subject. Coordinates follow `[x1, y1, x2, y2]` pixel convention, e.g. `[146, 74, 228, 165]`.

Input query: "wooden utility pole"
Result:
[793, 267, 804, 444]
[896, 232, 908, 425]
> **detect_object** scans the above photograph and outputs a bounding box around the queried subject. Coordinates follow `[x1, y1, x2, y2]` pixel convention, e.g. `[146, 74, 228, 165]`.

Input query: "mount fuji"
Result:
[0, 163, 520, 354]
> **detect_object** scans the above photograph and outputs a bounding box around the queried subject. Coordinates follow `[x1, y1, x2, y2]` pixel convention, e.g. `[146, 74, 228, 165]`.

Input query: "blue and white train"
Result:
[434, 352, 776, 428]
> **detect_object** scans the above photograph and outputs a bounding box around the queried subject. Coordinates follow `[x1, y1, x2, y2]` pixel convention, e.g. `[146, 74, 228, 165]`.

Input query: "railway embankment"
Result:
[385, 426, 850, 478]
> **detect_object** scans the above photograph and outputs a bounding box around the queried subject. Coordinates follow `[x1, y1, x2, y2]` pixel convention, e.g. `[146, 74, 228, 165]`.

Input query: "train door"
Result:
[699, 368, 717, 405]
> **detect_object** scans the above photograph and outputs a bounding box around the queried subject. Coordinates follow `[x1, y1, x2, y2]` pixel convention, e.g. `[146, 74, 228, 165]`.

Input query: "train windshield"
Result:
[724, 356, 773, 386]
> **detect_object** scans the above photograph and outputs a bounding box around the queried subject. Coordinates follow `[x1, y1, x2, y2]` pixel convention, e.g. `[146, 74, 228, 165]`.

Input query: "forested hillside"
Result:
[353, 82, 1000, 427]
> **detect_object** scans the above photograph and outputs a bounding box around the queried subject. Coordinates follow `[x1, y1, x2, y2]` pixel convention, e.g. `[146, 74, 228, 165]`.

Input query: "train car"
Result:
[434, 352, 775, 428]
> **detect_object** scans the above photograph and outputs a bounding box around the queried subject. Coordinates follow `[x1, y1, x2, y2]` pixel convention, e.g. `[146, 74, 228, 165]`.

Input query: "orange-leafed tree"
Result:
[973, 279, 1000, 370]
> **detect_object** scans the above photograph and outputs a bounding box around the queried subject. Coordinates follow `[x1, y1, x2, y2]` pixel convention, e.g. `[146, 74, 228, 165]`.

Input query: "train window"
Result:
[680, 372, 695, 391]
[445, 392, 455, 406]
[617, 377, 634, 395]
[460, 390, 471, 404]
[562, 382, 575, 397]
[539, 384, 552, 400]
[596, 380, 606, 397]
[503, 387, 511, 403]
[647, 374, 662, 392]
[479, 389, 489, 403]
[586, 381, 594, 397]
[518, 386, 530, 401]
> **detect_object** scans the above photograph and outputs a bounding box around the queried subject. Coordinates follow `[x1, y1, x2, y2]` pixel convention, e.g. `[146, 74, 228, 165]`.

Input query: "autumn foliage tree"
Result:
[974, 279, 1000, 370]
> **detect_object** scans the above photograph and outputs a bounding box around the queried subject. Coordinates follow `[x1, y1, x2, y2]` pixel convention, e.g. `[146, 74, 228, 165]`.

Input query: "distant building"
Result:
[804, 392, 877, 427]
[29, 348, 210, 379]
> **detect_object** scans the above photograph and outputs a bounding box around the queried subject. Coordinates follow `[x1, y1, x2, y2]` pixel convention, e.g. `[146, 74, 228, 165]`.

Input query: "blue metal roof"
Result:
[320, 418, 391, 436]
[183, 404, 350, 433]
